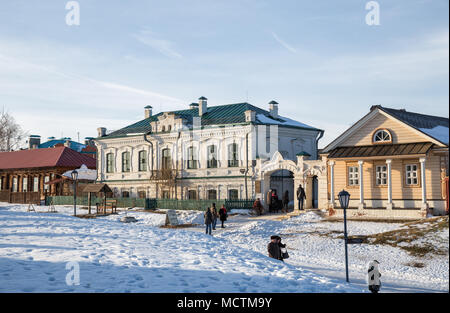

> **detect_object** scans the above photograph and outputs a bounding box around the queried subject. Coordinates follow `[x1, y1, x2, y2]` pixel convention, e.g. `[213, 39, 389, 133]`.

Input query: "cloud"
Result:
[132, 29, 183, 59]
[270, 31, 297, 54]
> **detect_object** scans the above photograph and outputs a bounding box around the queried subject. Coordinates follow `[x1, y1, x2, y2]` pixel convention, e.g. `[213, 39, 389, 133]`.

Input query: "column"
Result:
[329, 161, 335, 208]
[386, 159, 393, 209]
[358, 160, 365, 209]
[420, 157, 428, 210]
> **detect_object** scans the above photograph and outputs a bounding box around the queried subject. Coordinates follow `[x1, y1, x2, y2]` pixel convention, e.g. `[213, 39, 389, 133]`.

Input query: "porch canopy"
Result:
[82, 183, 113, 214]
[82, 183, 112, 194]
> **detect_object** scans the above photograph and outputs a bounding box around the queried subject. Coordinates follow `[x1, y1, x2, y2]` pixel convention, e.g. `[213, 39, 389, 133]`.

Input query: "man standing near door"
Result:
[297, 184, 306, 211]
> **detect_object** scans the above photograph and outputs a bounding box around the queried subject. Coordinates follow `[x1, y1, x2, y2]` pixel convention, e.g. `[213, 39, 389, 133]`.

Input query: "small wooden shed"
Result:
[82, 183, 113, 215]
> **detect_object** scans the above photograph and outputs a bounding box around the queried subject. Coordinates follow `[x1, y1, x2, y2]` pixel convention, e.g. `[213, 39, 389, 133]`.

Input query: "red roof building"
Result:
[0, 147, 97, 203]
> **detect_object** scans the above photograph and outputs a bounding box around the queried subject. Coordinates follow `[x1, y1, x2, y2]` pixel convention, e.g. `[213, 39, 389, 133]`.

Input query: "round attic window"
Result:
[373, 129, 392, 143]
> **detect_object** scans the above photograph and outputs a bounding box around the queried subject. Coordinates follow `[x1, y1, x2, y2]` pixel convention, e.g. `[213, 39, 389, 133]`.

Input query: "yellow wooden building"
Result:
[321, 105, 449, 218]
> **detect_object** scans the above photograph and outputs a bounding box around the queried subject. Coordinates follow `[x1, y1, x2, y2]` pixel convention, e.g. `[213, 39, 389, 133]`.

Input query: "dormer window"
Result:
[373, 129, 392, 144]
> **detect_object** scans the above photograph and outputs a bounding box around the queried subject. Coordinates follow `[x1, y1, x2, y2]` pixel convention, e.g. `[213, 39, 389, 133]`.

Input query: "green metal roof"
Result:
[102, 102, 321, 139]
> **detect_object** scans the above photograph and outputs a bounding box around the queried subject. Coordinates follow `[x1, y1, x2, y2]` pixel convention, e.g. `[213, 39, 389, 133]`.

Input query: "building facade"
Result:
[322, 105, 449, 218]
[0, 146, 97, 203]
[94, 98, 324, 209]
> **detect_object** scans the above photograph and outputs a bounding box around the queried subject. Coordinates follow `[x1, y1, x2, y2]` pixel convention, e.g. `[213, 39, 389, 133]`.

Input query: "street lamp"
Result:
[71, 170, 78, 216]
[338, 189, 350, 283]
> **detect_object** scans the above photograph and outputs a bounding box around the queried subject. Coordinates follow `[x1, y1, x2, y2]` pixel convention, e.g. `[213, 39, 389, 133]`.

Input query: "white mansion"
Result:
[94, 97, 325, 209]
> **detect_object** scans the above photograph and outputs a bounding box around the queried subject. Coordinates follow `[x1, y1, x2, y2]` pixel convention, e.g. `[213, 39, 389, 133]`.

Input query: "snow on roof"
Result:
[419, 125, 449, 145]
[62, 164, 97, 181]
[256, 114, 316, 129]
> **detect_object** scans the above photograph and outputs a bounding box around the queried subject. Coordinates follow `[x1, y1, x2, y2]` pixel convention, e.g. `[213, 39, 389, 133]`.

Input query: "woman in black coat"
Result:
[218, 205, 228, 228]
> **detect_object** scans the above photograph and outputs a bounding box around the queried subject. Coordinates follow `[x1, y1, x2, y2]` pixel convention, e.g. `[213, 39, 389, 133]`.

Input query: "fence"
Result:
[0, 190, 40, 204]
[44, 196, 254, 211]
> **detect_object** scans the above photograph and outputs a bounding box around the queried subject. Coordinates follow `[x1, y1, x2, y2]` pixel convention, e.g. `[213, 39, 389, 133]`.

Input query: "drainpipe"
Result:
[143, 132, 154, 177]
[245, 129, 252, 200]
[175, 130, 181, 199]
[315, 130, 324, 160]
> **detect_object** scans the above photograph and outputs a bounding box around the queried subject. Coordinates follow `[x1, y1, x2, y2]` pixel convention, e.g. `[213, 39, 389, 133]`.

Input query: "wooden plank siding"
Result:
[329, 152, 443, 202]
[342, 113, 429, 147]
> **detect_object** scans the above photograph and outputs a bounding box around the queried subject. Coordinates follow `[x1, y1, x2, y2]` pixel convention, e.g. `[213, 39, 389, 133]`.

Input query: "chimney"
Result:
[269, 100, 279, 119]
[144, 105, 153, 118]
[97, 127, 107, 138]
[198, 96, 208, 116]
[189, 102, 199, 110]
[64, 139, 71, 148]
[84, 137, 94, 146]
[245, 110, 256, 123]
[28, 135, 41, 149]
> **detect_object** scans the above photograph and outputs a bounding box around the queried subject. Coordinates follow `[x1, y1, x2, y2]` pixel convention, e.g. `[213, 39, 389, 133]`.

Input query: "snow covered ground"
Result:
[0, 203, 447, 293]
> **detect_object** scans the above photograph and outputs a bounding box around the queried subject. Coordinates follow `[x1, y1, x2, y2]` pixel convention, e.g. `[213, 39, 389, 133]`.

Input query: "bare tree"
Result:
[0, 108, 27, 151]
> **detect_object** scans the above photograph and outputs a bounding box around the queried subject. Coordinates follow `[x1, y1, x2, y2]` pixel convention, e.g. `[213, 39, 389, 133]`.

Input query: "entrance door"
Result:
[312, 176, 318, 209]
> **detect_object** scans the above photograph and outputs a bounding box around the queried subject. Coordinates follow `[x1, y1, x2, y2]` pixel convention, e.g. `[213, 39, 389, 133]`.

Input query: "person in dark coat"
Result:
[268, 235, 282, 261]
[271, 190, 279, 213]
[253, 198, 263, 216]
[204, 207, 213, 235]
[276, 236, 287, 262]
[218, 205, 228, 228]
[282, 190, 289, 213]
[211, 203, 218, 230]
[297, 184, 306, 210]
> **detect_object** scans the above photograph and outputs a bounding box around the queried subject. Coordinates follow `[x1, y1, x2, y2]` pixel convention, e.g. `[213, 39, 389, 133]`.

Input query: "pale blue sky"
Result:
[0, 0, 448, 147]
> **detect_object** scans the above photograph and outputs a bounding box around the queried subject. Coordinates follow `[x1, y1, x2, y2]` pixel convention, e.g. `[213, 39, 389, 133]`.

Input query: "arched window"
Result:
[187, 146, 198, 169]
[138, 150, 147, 172]
[168, 125, 172, 132]
[162, 126, 166, 132]
[106, 153, 114, 173]
[122, 151, 130, 172]
[207, 145, 218, 168]
[373, 129, 392, 143]
[228, 143, 239, 167]
[161, 148, 171, 170]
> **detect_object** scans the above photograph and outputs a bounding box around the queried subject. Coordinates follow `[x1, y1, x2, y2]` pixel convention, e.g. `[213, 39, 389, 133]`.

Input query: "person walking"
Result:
[271, 190, 279, 213]
[218, 204, 228, 228]
[282, 190, 289, 213]
[211, 203, 218, 230]
[296, 184, 306, 210]
[204, 207, 213, 235]
[253, 198, 263, 216]
[267, 235, 282, 261]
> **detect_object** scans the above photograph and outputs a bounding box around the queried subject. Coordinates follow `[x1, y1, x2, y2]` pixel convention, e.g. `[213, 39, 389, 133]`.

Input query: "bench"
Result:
[96, 199, 117, 215]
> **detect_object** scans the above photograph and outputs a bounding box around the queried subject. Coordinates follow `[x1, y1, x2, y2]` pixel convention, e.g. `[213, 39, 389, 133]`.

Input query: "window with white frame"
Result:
[376, 165, 387, 185]
[106, 153, 114, 173]
[187, 146, 198, 169]
[207, 145, 218, 168]
[23, 177, 28, 192]
[228, 189, 239, 200]
[348, 166, 359, 186]
[33, 177, 39, 192]
[138, 150, 147, 172]
[44, 176, 50, 191]
[373, 129, 392, 143]
[405, 164, 419, 185]
[162, 148, 171, 170]
[122, 151, 130, 172]
[12, 177, 18, 192]
[228, 143, 239, 167]
[208, 190, 217, 200]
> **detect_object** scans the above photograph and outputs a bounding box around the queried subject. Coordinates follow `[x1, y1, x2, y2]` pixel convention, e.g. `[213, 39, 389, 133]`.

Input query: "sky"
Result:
[0, 0, 448, 148]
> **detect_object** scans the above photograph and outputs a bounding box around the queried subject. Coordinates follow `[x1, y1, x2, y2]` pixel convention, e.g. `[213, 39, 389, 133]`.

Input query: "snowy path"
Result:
[0, 203, 447, 293]
[187, 211, 449, 293]
[0, 204, 363, 293]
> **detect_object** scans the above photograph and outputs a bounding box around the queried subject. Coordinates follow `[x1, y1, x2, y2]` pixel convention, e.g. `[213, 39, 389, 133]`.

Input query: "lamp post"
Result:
[71, 170, 78, 216]
[338, 189, 350, 283]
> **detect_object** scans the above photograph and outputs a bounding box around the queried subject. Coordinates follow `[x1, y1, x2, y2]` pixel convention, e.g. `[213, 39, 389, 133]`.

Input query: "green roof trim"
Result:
[296, 151, 311, 156]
